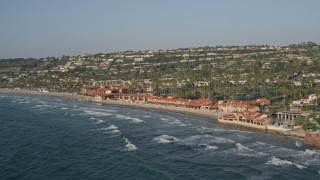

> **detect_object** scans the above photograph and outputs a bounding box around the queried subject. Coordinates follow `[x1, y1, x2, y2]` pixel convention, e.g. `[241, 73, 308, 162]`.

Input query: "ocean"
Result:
[1, 94, 320, 179]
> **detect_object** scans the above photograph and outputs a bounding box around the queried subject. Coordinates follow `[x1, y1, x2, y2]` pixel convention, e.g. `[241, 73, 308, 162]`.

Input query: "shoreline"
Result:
[0, 88, 226, 119]
[0, 88, 306, 140]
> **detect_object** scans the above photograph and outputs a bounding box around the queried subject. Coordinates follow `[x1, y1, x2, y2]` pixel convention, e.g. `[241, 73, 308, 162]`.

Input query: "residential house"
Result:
[219, 111, 270, 129]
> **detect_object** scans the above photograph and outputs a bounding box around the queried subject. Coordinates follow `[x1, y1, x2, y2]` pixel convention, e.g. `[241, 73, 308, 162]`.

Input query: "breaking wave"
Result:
[198, 144, 218, 151]
[94, 119, 105, 124]
[80, 107, 117, 113]
[89, 117, 105, 124]
[115, 115, 144, 123]
[180, 134, 235, 145]
[160, 117, 187, 127]
[234, 143, 268, 157]
[153, 134, 234, 148]
[266, 157, 307, 169]
[99, 124, 121, 135]
[84, 110, 112, 117]
[124, 137, 137, 151]
[153, 135, 179, 144]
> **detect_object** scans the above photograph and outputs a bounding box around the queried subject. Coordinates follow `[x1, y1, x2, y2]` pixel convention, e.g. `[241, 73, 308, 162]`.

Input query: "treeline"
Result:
[0, 58, 38, 68]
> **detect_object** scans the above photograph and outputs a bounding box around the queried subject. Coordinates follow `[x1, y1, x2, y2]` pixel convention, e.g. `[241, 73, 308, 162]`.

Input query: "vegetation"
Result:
[302, 113, 320, 131]
[1, 42, 320, 105]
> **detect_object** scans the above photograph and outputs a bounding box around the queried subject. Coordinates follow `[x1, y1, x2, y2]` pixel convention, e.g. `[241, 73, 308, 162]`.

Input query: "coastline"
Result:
[0, 88, 306, 140]
[97, 100, 227, 119]
[0, 88, 225, 119]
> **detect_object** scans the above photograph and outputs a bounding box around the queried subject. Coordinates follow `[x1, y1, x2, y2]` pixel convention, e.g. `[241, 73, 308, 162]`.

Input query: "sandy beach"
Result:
[0, 88, 225, 119]
[97, 100, 227, 119]
[0, 88, 306, 139]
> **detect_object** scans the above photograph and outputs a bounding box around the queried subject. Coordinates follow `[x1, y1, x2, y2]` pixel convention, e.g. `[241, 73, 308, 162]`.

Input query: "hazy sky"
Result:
[1, 0, 320, 59]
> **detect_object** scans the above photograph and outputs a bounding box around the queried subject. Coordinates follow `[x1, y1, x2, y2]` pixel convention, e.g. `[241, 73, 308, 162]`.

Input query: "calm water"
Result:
[1, 94, 320, 179]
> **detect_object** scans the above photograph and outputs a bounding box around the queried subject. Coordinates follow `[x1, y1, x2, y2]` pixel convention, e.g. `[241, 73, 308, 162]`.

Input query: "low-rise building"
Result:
[291, 94, 318, 107]
[218, 112, 270, 129]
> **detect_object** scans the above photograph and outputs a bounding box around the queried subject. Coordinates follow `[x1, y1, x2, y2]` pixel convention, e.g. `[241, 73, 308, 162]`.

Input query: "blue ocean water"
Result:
[0, 94, 320, 179]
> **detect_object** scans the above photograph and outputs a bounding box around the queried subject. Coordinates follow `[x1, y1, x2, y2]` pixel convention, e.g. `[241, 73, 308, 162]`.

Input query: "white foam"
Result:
[115, 115, 144, 123]
[197, 126, 251, 134]
[181, 134, 235, 145]
[236, 143, 265, 156]
[160, 117, 187, 127]
[61, 107, 69, 110]
[124, 137, 137, 151]
[153, 135, 179, 144]
[103, 129, 121, 135]
[94, 119, 105, 124]
[37, 100, 49, 104]
[100, 124, 121, 135]
[143, 115, 151, 118]
[160, 118, 169, 121]
[84, 110, 112, 117]
[295, 140, 305, 147]
[105, 124, 118, 130]
[293, 149, 320, 166]
[266, 157, 307, 169]
[80, 107, 116, 113]
[35, 104, 52, 108]
[304, 149, 318, 155]
[236, 143, 252, 151]
[198, 144, 218, 150]
[90, 117, 105, 124]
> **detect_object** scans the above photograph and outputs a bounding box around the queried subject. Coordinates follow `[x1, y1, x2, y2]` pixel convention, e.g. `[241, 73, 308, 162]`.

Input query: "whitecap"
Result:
[124, 137, 137, 151]
[94, 119, 105, 124]
[105, 129, 121, 135]
[35, 104, 52, 108]
[198, 144, 218, 151]
[180, 134, 235, 146]
[236, 143, 252, 151]
[160, 117, 187, 127]
[292, 149, 320, 166]
[115, 115, 144, 123]
[37, 100, 49, 104]
[304, 149, 318, 156]
[84, 110, 112, 117]
[236, 143, 267, 157]
[249, 141, 302, 158]
[161, 118, 169, 121]
[153, 135, 179, 144]
[266, 157, 307, 169]
[80, 107, 116, 113]
[99, 125, 121, 136]
[104, 124, 118, 130]
[295, 140, 305, 147]
[61, 107, 69, 110]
